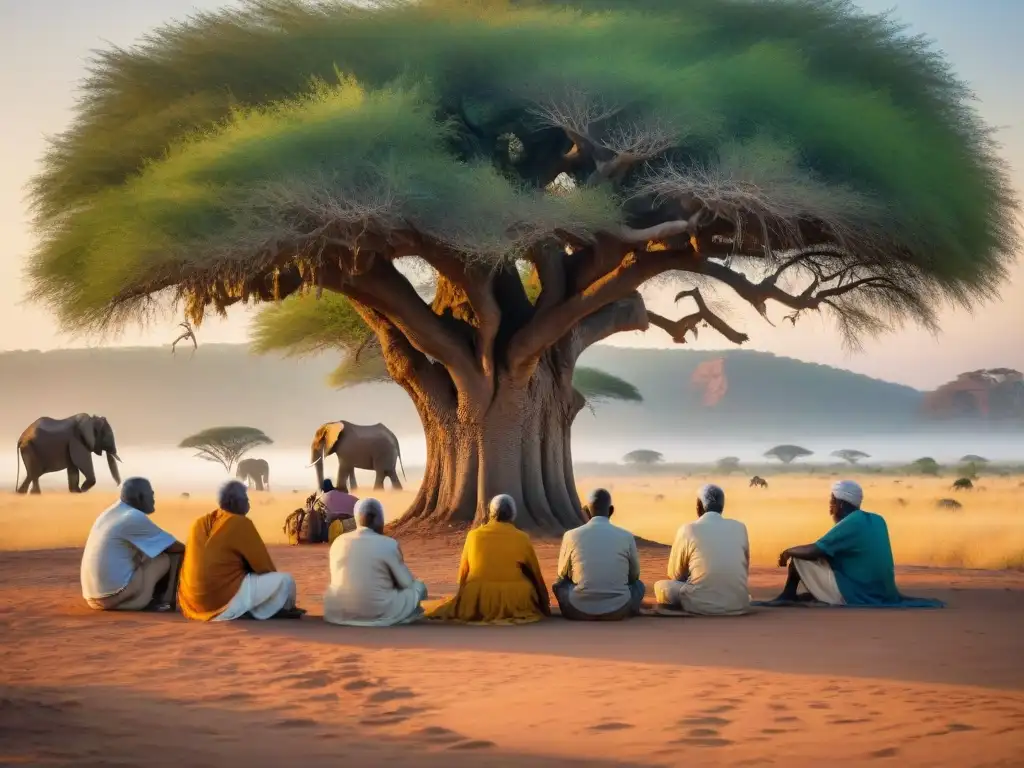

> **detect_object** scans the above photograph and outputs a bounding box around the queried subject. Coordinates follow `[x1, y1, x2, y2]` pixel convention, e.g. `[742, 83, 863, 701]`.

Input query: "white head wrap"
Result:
[698, 483, 725, 511]
[831, 480, 863, 508]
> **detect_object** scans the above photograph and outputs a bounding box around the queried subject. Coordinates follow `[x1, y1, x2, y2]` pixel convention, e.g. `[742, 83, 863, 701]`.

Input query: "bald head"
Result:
[586, 488, 614, 518]
[355, 498, 385, 533]
[121, 477, 155, 515]
[218, 480, 250, 516]
[488, 494, 517, 523]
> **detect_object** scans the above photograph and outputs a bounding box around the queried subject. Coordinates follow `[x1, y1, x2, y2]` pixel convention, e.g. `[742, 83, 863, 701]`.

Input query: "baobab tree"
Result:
[27, 0, 1017, 532]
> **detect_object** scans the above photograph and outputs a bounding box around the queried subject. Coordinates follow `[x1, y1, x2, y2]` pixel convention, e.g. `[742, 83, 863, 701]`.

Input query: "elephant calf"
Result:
[236, 457, 270, 491]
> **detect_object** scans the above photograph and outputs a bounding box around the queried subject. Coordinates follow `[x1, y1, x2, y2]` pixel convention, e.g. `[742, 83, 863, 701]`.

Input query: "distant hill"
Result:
[0, 344, 933, 448]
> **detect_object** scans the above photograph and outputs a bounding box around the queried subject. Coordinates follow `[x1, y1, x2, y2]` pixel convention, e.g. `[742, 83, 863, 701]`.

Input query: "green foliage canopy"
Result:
[623, 449, 664, 465]
[765, 444, 813, 463]
[179, 425, 273, 473]
[26, 0, 1018, 362]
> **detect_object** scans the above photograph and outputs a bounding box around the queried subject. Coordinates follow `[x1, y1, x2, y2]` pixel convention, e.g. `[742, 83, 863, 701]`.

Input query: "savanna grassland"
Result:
[3, 473, 1022, 570]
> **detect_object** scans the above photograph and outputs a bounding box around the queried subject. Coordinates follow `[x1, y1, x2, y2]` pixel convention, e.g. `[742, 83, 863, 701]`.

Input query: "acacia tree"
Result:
[179, 426, 273, 474]
[832, 449, 870, 465]
[624, 450, 664, 466]
[765, 445, 813, 464]
[27, 0, 1016, 532]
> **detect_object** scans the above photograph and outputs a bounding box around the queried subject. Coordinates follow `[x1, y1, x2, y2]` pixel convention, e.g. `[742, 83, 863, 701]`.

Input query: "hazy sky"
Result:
[0, 0, 1021, 389]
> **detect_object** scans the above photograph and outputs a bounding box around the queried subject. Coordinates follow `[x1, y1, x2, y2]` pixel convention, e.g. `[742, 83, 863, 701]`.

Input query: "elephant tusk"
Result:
[112, 454, 122, 463]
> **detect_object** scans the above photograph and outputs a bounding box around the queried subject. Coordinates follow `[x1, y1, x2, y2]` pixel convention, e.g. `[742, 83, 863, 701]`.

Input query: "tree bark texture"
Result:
[393, 354, 586, 534]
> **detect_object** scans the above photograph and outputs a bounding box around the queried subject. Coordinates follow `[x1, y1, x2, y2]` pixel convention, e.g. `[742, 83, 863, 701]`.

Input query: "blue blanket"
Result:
[751, 596, 946, 609]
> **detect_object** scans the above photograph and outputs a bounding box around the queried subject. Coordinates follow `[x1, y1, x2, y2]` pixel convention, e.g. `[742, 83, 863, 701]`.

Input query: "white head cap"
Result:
[831, 480, 864, 508]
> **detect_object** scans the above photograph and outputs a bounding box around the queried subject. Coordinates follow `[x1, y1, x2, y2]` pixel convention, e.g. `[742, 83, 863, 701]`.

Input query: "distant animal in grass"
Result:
[749, 476, 768, 488]
[896, 498, 908, 507]
[936, 498, 963, 510]
[952, 477, 974, 491]
[180, 492, 190, 499]
[654, 494, 665, 502]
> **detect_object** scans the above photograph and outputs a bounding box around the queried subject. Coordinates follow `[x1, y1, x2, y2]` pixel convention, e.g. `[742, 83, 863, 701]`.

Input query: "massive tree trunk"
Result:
[392, 354, 587, 534]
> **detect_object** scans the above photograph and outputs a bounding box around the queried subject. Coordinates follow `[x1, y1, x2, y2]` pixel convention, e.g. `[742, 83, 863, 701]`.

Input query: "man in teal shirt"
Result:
[775, 480, 900, 605]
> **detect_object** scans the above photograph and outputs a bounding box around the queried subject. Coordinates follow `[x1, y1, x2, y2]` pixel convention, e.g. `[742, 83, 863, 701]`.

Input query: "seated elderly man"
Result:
[775, 480, 899, 605]
[654, 484, 751, 616]
[553, 489, 644, 621]
[178, 480, 303, 621]
[323, 498, 427, 626]
[81, 477, 185, 612]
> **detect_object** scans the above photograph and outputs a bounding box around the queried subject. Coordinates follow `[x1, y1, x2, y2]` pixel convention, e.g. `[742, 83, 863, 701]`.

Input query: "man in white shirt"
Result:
[323, 498, 427, 627]
[654, 484, 751, 615]
[81, 477, 185, 611]
[553, 489, 644, 621]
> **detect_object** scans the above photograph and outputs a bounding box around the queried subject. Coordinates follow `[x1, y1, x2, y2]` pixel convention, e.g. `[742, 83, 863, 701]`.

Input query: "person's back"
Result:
[817, 509, 899, 604]
[465, 521, 532, 583]
[561, 517, 636, 612]
[669, 512, 749, 615]
[321, 489, 358, 523]
[325, 528, 412, 623]
[178, 508, 277, 620]
[81, 501, 174, 602]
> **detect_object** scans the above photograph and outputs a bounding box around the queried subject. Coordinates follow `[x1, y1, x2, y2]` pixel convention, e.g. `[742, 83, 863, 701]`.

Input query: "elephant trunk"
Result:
[106, 451, 122, 486]
[313, 453, 325, 490]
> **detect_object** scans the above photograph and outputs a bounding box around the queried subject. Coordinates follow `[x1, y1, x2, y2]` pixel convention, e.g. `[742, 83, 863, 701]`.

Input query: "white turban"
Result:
[831, 480, 863, 508]
[698, 483, 725, 511]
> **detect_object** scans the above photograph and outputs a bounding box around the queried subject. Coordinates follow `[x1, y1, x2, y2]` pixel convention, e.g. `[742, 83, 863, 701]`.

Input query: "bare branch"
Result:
[649, 289, 749, 345]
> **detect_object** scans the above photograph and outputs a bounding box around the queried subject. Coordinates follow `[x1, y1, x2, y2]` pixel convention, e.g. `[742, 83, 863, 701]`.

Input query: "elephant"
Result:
[236, 457, 270, 491]
[16, 413, 122, 494]
[308, 420, 406, 491]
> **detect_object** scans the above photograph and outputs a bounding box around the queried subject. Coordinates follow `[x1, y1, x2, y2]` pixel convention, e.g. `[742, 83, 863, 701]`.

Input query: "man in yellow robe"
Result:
[178, 481, 303, 621]
[427, 495, 550, 624]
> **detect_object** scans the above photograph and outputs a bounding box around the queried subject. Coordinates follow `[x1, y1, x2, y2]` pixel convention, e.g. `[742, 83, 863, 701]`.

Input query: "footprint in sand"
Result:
[679, 716, 731, 728]
[774, 716, 800, 724]
[368, 688, 417, 704]
[287, 672, 330, 690]
[672, 736, 734, 748]
[588, 722, 634, 732]
[705, 704, 737, 715]
[869, 747, 900, 759]
[808, 702, 831, 710]
[343, 679, 374, 691]
[274, 718, 318, 729]
[415, 726, 464, 745]
[201, 691, 253, 704]
[926, 723, 977, 737]
[447, 740, 496, 751]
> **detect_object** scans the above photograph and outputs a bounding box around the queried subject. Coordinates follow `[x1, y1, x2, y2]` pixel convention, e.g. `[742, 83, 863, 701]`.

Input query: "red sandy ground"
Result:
[2, 538, 1023, 767]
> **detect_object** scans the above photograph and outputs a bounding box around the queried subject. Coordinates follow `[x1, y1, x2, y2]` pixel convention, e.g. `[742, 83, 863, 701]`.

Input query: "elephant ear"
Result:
[75, 414, 97, 452]
[320, 422, 345, 452]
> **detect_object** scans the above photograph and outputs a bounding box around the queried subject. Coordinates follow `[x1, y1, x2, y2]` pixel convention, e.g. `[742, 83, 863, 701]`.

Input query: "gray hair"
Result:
[587, 488, 613, 516]
[354, 497, 385, 529]
[120, 477, 153, 511]
[488, 494, 517, 523]
[698, 483, 725, 513]
[218, 480, 249, 515]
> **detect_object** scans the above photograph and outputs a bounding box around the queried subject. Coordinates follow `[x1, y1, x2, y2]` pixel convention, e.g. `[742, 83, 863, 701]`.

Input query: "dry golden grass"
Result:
[2, 474, 1021, 569]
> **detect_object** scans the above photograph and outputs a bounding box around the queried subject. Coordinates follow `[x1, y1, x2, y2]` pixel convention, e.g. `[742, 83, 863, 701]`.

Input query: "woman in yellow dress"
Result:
[427, 495, 551, 624]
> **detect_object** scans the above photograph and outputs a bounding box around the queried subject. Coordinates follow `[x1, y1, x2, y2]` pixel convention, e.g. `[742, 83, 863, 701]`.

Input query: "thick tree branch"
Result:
[340, 255, 482, 394]
[649, 288, 750, 345]
[570, 292, 649, 360]
[508, 247, 696, 375]
[419, 246, 501, 380]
